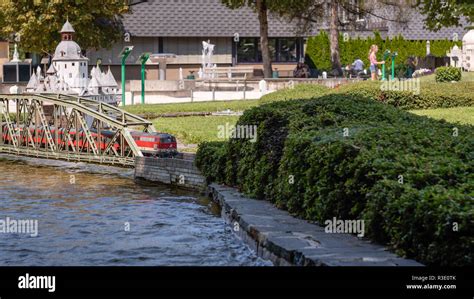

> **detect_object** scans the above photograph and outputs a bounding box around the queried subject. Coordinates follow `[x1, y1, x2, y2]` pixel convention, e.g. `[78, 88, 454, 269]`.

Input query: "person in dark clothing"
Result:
[293, 62, 310, 78]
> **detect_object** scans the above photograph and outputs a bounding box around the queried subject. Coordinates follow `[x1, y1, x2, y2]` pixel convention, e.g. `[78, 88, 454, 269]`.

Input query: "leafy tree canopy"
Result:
[416, 0, 474, 31]
[0, 0, 130, 55]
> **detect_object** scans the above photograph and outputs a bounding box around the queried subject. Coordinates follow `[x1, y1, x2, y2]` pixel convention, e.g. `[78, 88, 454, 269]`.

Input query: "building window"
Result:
[72, 62, 75, 66]
[69, 73, 72, 78]
[237, 37, 300, 63]
[83, 73, 85, 78]
[237, 38, 258, 63]
[64, 64, 67, 69]
[278, 38, 298, 62]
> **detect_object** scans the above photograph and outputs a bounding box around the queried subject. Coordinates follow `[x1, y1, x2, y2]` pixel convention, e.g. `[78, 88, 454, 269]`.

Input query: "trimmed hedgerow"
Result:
[225, 100, 307, 199]
[333, 80, 474, 110]
[195, 141, 228, 184]
[196, 94, 474, 266]
[259, 83, 330, 104]
[435, 66, 462, 82]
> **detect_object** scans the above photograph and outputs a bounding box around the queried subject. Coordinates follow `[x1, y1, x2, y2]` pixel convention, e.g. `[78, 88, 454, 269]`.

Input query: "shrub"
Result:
[260, 84, 330, 104]
[195, 141, 227, 184]
[196, 94, 474, 265]
[364, 181, 473, 266]
[333, 80, 474, 110]
[225, 100, 306, 199]
[435, 66, 462, 82]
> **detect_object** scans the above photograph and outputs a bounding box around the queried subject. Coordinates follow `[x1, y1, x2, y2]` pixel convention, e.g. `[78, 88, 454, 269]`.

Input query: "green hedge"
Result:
[436, 66, 462, 82]
[306, 31, 461, 72]
[196, 94, 474, 266]
[195, 141, 228, 184]
[260, 84, 330, 104]
[333, 80, 474, 110]
[259, 80, 474, 111]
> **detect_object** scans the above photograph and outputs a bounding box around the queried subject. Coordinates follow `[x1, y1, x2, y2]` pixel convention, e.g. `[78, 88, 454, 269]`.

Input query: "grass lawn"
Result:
[153, 115, 240, 147]
[410, 107, 474, 125]
[124, 100, 260, 116]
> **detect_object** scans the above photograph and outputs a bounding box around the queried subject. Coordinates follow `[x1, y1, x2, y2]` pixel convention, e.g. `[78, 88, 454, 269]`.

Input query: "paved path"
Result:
[209, 184, 423, 266]
[124, 90, 272, 105]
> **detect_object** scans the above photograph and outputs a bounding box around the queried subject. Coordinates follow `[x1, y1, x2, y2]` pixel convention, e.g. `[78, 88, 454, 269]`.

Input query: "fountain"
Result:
[201, 40, 216, 79]
[11, 44, 21, 63]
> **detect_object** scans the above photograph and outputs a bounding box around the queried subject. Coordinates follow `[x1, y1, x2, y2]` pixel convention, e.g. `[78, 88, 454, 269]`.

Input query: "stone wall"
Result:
[208, 184, 423, 266]
[134, 156, 206, 190]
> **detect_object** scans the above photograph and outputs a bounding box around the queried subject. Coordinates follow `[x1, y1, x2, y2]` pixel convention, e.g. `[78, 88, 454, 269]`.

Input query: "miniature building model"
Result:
[462, 28, 474, 71]
[25, 20, 119, 104]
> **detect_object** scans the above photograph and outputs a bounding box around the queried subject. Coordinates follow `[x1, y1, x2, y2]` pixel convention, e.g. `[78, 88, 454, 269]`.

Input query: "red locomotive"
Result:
[1, 124, 177, 157]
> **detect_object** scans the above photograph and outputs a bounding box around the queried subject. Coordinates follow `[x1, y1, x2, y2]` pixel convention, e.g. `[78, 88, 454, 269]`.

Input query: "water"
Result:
[0, 155, 271, 266]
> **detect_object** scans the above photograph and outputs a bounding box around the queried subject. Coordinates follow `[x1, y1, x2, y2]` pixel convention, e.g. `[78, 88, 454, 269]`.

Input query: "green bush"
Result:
[195, 141, 228, 184]
[435, 66, 462, 82]
[196, 94, 474, 266]
[333, 80, 474, 110]
[260, 84, 330, 104]
[225, 100, 306, 199]
[364, 181, 473, 266]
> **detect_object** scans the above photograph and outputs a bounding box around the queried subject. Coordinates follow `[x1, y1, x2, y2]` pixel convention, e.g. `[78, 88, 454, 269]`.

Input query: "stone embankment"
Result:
[208, 184, 423, 266]
[134, 156, 422, 266]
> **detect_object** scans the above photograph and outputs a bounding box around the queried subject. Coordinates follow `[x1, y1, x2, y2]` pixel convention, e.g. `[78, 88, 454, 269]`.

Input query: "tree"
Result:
[415, 0, 474, 31]
[329, 0, 342, 75]
[272, 0, 412, 75]
[0, 0, 130, 56]
[222, 0, 274, 78]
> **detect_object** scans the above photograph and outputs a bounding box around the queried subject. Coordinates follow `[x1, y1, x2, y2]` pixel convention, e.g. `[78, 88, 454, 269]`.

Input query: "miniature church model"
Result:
[26, 20, 119, 104]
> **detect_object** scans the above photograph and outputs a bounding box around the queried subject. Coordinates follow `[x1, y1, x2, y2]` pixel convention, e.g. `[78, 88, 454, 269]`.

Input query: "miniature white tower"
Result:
[51, 20, 89, 93]
[24, 20, 119, 105]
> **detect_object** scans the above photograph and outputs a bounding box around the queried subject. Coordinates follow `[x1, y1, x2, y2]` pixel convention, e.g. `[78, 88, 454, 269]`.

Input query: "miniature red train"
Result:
[1, 124, 177, 157]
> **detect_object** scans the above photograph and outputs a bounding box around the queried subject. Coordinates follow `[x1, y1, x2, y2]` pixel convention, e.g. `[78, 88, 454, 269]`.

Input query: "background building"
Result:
[85, 0, 469, 81]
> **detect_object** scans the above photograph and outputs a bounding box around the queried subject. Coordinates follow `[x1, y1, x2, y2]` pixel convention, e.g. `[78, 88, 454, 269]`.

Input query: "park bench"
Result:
[202, 66, 254, 80]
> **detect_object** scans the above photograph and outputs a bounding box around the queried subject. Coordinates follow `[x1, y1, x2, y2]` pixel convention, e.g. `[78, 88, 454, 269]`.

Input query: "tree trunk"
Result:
[256, 0, 272, 78]
[329, 0, 342, 76]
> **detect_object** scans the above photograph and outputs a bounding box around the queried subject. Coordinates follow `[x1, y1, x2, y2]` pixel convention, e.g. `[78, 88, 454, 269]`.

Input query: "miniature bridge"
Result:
[0, 94, 156, 167]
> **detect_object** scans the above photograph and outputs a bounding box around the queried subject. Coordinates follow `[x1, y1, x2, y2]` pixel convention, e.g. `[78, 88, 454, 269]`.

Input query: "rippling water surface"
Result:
[0, 155, 270, 266]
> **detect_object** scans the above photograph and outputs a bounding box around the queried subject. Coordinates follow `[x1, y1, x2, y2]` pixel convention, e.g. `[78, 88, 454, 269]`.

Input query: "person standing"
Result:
[368, 45, 385, 81]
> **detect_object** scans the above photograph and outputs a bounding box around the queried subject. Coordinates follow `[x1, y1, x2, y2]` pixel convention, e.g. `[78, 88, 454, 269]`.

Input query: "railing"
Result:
[0, 93, 156, 167]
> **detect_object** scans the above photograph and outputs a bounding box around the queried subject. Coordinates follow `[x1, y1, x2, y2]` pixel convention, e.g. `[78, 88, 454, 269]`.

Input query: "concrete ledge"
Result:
[208, 183, 423, 267]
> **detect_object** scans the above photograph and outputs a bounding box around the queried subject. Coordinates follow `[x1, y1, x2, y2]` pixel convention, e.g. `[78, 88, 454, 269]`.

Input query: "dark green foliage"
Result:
[196, 93, 474, 265]
[224, 100, 306, 199]
[333, 81, 474, 110]
[260, 83, 330, 104]
[436, 66, 462, 82]
[195, 141, 228, 184]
